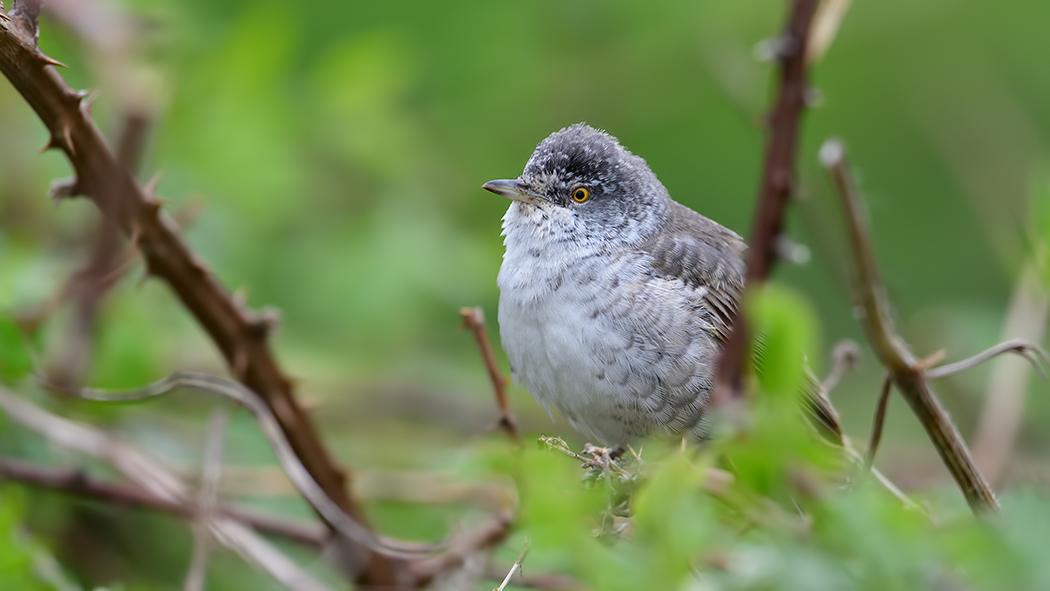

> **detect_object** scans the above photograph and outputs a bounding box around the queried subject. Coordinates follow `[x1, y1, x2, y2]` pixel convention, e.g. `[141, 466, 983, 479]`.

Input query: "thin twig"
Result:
[820, 138, 998, 513]
[494, 541, 530, 591]
[409, 512, 515, 585]
[45, 113, 145, 388]
[0, 457, 328, 547]
[716, 0, 821, 399]
[184, 409, 228, 591]
[820, 339, 861, 394]
[865, 372, 893, 470]
[484, 566, 581, 590]
[924, 338, 1047, 380]
[0, 4, 400, 583]
[460, 307, 519, 442]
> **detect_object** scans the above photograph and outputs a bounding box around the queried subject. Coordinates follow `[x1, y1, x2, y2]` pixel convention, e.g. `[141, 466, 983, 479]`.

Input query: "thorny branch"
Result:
[0, 2, 403, 584]
[820, 138, 999, 513]
[460, 306, 520, 442]
[716, 0, 822, 399]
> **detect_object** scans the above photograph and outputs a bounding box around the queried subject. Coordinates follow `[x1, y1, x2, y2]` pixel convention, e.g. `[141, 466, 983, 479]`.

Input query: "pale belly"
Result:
[498, 284, 638, 444]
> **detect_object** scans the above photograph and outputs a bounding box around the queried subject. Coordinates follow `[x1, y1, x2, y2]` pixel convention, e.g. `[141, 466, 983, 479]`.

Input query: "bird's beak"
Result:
[482, 179, 542, 203]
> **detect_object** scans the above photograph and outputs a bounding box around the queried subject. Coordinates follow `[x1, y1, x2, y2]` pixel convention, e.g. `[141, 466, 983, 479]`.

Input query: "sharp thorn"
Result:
[247, 308, 282, 339]
[78, 90, 98, 115]
[144, 173, 162, 196]
[61, 125, 75, 156]
[48, 177, 81, 201]
[128, 225, 142, 248]
[38, 136, 61, 154]
[232, 288, 249, 309]
[38, 52, 68, 68]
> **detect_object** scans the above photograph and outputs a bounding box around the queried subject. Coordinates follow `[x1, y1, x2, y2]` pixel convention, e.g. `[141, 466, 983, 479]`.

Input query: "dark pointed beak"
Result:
[482, 179, 541, 203]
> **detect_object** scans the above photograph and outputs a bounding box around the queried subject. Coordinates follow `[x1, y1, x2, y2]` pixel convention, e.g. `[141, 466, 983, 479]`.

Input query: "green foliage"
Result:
[1, 0, 1049, 588]
[0, 489, 64, 590]
[0, 315, 32, 386]
[497, 288, 1050, 591]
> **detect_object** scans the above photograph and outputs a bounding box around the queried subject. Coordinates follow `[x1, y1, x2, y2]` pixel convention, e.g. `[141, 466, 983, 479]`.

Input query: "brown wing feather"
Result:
[639, 201, 844, 441]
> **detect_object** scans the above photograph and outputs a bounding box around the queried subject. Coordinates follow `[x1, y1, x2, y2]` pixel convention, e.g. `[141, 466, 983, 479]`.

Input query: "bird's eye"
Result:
[571, 186, 590, 203]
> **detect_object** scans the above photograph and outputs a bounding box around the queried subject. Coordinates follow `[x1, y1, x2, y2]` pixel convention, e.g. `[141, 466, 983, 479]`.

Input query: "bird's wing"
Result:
[638, 204, 746, 345]
[639, 203, 844, 442]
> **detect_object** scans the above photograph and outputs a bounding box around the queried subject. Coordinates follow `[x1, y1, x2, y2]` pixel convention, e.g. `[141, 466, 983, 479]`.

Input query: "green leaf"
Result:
[0, 316, 32, 386]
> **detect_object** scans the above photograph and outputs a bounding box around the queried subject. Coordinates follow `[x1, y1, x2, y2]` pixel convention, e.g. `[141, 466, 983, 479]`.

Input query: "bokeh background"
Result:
[1, 0, 1049, 587]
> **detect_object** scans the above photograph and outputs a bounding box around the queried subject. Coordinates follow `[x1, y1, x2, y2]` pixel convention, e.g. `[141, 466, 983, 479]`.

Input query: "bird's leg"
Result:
[581, 444, 627, 473]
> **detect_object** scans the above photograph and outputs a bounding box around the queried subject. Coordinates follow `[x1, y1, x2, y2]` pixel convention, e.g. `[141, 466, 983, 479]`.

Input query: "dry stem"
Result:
[717, 0, 821, 398]
[460, 307, 519, 442]
[820, 138, 998, 513]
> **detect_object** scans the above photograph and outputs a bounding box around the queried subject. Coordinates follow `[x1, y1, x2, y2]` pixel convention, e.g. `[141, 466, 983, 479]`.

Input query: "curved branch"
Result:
[924, 339, 1047, 380]
[0, 4, 403, 584]
[460, 307, 519, 442]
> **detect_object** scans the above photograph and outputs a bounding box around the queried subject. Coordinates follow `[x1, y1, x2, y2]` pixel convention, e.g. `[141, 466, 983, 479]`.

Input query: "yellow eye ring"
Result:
[571, 186, 590, 203]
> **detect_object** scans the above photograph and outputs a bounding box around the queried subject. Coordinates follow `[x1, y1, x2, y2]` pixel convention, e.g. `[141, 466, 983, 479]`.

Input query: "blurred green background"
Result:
[1, 0, 1049, 587]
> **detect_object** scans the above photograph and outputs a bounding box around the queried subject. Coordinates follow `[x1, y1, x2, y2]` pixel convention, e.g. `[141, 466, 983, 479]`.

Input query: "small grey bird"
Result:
[484, 124, 750, 447]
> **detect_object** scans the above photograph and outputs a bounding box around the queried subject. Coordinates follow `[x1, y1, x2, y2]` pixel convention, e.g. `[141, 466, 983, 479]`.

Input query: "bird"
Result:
[484, 123, 756, 447]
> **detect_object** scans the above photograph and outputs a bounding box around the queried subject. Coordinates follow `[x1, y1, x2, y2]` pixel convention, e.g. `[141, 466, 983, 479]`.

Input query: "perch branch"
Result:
[460, 307, 519, 442]
[820, 138, 998, 513]
[717, 0, 821, 398]
[0, 3, 402, 584]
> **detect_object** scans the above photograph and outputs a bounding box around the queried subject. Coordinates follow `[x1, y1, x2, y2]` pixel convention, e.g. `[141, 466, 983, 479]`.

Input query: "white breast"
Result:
[497, 202, 649, 444]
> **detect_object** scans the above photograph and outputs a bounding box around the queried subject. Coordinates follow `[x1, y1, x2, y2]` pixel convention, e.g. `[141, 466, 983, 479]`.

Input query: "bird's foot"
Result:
[581, 444, 625, 471]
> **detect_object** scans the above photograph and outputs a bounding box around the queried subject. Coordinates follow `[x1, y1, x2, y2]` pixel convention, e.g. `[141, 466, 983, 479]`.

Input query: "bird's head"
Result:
[484, 124, 670, 240]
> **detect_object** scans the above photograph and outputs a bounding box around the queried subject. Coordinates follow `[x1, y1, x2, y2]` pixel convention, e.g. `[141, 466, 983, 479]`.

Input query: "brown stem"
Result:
[865, 372, 892, 470]
[820, 138, 998, 513]
[0, 458, 326, 548]
[0, 4, 404, 584]
[460, 307, 519, 443]
[716, 0, 821, 398]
